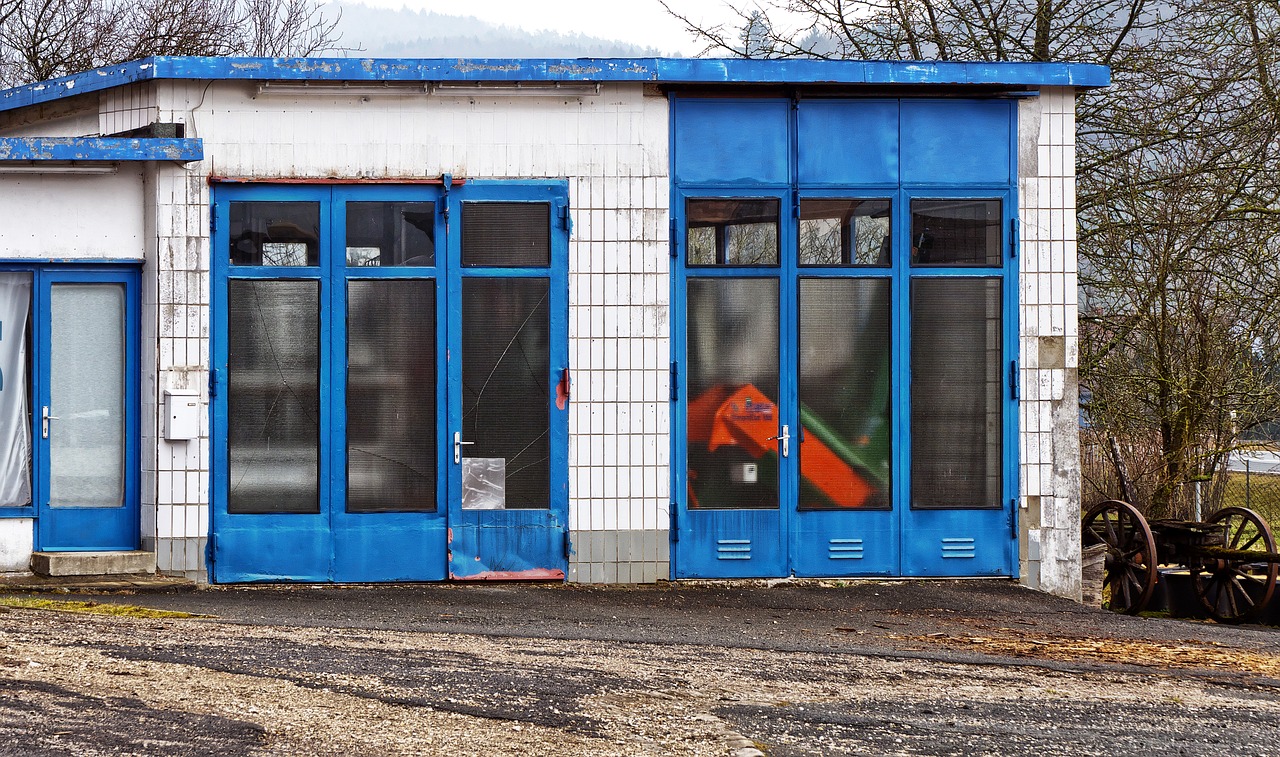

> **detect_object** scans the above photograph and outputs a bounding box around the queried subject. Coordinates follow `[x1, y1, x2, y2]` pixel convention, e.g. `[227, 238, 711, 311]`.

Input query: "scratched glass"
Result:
[910, 199, 1002, 266]
[461, 278, 550, 509]
[798, 278, 892, 511]
[911, 278, 1003, 509]
[346, 279, 437, 512]
[685, 278, 780, 510]
[229, 202, 320, 266]
[345, 202, 436, 267]
[227, 280, 320, 514]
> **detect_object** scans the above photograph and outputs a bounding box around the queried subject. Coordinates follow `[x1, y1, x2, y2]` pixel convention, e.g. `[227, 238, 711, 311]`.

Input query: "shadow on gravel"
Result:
[0, 678, 264, 757]
[95, 637, 643, 734]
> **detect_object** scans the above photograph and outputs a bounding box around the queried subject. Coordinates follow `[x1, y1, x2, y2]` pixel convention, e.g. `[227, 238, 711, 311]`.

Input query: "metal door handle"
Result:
[454, 431, 475, 464]
[767, 425, 790, 458]
[41, 406, 59, 439]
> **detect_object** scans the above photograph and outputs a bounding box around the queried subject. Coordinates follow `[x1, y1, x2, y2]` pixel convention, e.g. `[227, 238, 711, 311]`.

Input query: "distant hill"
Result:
[327, 2, 667, 58]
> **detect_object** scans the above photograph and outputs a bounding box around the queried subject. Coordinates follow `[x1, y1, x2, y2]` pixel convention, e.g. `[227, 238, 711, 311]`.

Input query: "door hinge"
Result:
[441, 172, 452, 221]
[670, 505, 679, 542]
[210, 210, 217, 234]
[669, 218, 678, 258]
[563, 529, 572, 560]
[208, 367, 219, 399]
[1009, 360, 1019, 400]
[792, 195, 800, 219]
[1009, 218, 1019, 259]
[557, 201, 572, 233]
[1010, 500, 1019, 539]
[670, 361, 679, 401]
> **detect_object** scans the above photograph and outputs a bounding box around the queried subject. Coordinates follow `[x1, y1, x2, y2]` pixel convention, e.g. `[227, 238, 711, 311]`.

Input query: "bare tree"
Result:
[0, 0, 342, 87]
[664, 0, 1280, 518]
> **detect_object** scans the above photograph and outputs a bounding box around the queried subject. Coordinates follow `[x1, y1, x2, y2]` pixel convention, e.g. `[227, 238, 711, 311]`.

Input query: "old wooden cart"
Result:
[1082, 501, 1280, 623]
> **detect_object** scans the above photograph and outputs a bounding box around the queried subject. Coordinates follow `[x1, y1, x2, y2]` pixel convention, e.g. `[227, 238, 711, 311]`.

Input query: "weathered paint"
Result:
[208, 175, 464, 185]
[0, 137, 202, 162]
[0, 56, 1111, 114]
[452, 568, 567, 581]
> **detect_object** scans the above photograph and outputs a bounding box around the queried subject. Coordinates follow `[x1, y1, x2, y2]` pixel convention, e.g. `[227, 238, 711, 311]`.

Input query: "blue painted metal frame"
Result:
[671, 95, 1021, 580]
[0, 56, 1110, 114]
[0, 137, 203, 162]
[0, 265, 141, 550]
[210, 180, 569, 582]
[329, 183, 450, 582]
[445, 180, 571, 580]
[210, 184, 334, 581]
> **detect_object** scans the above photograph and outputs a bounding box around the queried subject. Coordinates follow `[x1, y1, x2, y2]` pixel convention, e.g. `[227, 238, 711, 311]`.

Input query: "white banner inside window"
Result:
[0, 273, 32, 507]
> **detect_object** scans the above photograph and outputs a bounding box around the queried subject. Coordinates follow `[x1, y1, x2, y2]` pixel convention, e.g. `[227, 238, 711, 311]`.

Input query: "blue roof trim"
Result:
[0, 56, 1110, 112]
[0, 137, 203, 162]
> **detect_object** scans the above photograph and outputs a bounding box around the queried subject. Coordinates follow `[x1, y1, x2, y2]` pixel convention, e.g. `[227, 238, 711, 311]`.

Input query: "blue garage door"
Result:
[671, 97, 1019, 579]
[210, 181, 569, 582]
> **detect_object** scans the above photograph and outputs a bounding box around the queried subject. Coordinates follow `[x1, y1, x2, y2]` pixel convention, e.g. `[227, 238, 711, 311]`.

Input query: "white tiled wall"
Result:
[1017, 87, 1082, 599]
[148, 81, 672, 581]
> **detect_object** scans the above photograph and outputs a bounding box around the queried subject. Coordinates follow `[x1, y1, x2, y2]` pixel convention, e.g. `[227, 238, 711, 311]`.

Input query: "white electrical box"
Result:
[164, 389, 200, 441]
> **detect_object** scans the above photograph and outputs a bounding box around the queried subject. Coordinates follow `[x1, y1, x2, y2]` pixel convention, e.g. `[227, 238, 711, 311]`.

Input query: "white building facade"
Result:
[0, 57, 1105, 598]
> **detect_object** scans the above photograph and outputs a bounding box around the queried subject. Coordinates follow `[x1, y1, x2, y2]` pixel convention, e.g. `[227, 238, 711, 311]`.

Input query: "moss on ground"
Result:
[0, 597, 209, 618]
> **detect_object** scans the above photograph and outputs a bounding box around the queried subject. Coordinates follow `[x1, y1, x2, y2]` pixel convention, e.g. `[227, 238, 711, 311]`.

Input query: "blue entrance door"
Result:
[444, 183, 571, 579]
[36, 269, 141, 551]
[210, 182, 568, 583]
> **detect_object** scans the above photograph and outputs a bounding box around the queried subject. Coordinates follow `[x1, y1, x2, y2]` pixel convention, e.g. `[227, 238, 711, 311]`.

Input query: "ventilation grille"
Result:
[716, 539, 752, 560]
[941, 537, 977, 559]
[828, 538, 865, 560]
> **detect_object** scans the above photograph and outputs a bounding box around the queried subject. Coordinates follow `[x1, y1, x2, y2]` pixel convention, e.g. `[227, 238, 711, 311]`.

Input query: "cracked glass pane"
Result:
[461, 278, 549, 509]
[228, 279, 320, 514]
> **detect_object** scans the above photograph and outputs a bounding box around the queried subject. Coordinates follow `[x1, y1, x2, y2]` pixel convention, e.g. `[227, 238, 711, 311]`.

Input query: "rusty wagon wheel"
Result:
[1082, 499, 1158, 615]
[1191, 507, 1278, 624]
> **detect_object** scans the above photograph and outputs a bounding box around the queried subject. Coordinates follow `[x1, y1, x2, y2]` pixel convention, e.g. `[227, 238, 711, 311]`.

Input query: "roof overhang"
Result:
[0, 56, 1111, 113]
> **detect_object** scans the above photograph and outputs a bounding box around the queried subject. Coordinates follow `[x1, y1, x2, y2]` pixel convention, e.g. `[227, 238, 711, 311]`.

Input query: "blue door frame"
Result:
[0, 263, 140, 552]
[209, 181, 569, 583]
[670, 96, 1020, 579]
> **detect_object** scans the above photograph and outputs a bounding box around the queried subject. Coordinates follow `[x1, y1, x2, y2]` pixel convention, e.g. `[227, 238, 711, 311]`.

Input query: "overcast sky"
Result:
[348, 0, 747, 55]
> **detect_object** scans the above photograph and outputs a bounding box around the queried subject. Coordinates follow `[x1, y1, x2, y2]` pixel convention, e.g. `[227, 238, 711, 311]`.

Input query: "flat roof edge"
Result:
[0, 57, 1110, 113]
[0, 137, 204, 162]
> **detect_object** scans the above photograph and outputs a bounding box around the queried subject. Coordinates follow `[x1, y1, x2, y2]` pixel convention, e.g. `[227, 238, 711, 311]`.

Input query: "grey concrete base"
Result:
[568, 529, 670, 584]
[155, 537, 208, 584]
[31, 550, 156, 577]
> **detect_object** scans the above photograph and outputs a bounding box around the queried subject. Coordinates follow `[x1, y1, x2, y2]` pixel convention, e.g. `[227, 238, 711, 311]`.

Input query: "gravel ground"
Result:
[1, 580, 1279, 756]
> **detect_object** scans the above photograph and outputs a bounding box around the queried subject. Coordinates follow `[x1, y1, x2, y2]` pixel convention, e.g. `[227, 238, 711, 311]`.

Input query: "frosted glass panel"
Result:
[0, 273, 32, 507]
[50, 284, 125, 508]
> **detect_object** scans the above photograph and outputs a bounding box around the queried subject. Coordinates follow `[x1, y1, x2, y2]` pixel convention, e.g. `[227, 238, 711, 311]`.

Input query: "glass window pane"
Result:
[461, 203, 550, 267]
[686, 199, 779, 266]
[911, 278, 1003, 509]
[910, 199, 1002, 266]
[230, 202, 320, 266]
[0, 273, 33, 508]
[228, 280, 320, 514]
[49, 284, 125, 508]
[799, 199, 891, 266]
[799, 279, 891, 510]
[462, 278, 550, 508]
[687, 278, 780, 509]
[347, 280, 437, 512]
[346, 202, 436, 267]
